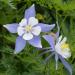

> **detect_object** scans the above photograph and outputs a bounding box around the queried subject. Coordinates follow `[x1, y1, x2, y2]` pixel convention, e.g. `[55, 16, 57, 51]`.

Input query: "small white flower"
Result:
[17, 17, 41, 40]
[55, 35, 71, 59]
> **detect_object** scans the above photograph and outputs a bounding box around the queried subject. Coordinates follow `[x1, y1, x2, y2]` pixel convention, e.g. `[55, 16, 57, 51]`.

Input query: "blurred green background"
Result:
[0, 0, 75, 75]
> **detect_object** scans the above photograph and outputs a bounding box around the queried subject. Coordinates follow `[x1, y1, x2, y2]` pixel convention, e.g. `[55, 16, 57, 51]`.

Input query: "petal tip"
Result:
[32, 4, 35, 7]
[42, 35, 47, 39]
[3, 25, 6, 28]
[14, 51, 17, 54]
[14, 50, 20, 54]
[53, 24, 55, 26]
[38, 45, 42, 48]
[42, 35, 45, 38]
[52, 24, 55, 27]
[40, 46, 42, 48]
[14, 49, 19, 54]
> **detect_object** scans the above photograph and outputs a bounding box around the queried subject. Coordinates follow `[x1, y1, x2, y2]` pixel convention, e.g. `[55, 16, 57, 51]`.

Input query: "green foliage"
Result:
[0, 0, 75, 75]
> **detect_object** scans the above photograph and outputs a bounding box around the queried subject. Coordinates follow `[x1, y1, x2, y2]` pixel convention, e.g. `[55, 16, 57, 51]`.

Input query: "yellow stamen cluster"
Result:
[61, 43, 69, 49]
[25, 25, 32, 32]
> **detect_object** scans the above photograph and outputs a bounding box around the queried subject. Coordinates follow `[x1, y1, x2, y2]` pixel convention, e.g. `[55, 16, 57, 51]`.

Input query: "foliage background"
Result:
[0, 0, 75, 75]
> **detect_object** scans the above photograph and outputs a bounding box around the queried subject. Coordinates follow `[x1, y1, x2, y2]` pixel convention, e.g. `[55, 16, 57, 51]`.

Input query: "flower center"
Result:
[25, 25, 32, 32]
[61, 43, 69, 50]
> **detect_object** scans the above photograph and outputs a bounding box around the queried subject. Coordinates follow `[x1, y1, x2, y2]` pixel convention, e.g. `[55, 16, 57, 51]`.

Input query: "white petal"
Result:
[19, 18, 27, 26]
[23, 33, 33, 40]
[17, 27, 25, 36]
[28, 17, 38, 26]
[31, 26, 41, 36]
[61, 51, 71, 59]
[60, 37, 67, 45]
[65, 53, 71, 58]
[63, 48, 71, 58]
[55, 43, 61, 53]
[58, 35, 62, 43]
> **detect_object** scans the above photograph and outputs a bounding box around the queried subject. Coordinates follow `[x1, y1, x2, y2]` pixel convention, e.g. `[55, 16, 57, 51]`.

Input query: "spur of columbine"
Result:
[3, 4, 55, 54]
[42, 31, 72, 75]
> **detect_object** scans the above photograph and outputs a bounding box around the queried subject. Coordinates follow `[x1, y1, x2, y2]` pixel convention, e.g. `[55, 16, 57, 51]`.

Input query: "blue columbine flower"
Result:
[3, 4, 55, 54]
[42, 24, 72, 75]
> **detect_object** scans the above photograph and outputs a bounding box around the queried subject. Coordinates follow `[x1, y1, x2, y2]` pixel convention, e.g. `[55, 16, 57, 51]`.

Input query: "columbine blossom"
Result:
[55, 35, 71, 58]
[43, 35, 71, 58]
[3, 4, 55, 54]
[42, 25, 72, 75]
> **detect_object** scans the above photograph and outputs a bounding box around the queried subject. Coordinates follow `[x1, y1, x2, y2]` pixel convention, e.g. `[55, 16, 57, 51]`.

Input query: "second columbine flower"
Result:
[43, 29, 72, 75]
[55, 35, 71, 58]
